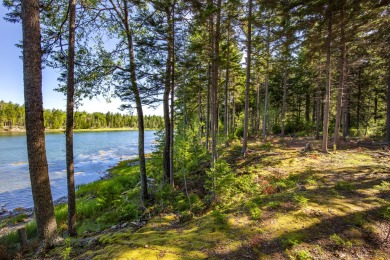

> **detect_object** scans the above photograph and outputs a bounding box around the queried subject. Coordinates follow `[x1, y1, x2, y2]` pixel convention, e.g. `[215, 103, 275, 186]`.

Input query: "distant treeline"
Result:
[0, 101, 163, 130]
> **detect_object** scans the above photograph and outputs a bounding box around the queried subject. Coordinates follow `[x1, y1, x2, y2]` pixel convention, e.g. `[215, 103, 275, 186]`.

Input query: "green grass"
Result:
[0, 158, 144, 253]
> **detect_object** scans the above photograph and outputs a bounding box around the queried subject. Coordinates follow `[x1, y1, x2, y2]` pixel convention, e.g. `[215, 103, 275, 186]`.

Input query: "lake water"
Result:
[0, 130, 156, 212]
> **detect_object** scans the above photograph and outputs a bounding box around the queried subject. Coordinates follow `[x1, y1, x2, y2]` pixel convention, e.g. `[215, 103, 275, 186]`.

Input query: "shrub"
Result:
[293, 194, 309, 206]
[374, 181, 390, 191]
[296, 250, 311, 260]
[330, 233, 352, 248]
[245, 201, 262, 220]
[211, 210, 228, 229]
[335, 181, 355, 191]
[206, 159, 237, 203]
[235, 126, 244, 138]
[281, 236, 300, 248]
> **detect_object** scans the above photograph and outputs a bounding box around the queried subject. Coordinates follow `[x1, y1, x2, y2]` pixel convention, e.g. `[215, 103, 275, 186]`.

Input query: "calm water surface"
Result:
[0, 130, 156, 211]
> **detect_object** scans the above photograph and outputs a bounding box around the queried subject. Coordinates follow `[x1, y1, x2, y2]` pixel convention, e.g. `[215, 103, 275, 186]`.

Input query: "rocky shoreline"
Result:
[0, 196, 71, 238]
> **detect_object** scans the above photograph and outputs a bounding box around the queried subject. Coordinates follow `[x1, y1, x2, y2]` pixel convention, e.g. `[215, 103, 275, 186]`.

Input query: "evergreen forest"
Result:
[0, 101, 164, 130]
[1, 0, 389, 259]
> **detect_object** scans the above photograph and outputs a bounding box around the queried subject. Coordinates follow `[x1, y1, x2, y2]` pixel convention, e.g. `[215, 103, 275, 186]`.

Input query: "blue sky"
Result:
[0, 8, 162, 115]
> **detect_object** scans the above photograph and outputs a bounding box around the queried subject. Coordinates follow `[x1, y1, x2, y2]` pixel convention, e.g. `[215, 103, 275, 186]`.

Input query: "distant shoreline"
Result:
[0, 127, 157, 134]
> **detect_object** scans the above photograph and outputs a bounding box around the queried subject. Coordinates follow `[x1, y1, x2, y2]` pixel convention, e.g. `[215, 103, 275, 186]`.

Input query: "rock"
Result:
[302, 142, 314, 152]
[120, 222, 128, 228]
[0, 207, 8, 216]
[54, 196, 68, 205]
[300, 185, 307, 191]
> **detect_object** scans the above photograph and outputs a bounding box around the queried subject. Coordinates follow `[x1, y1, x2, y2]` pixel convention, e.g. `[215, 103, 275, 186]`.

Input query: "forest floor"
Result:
[1, 137, 390, 259]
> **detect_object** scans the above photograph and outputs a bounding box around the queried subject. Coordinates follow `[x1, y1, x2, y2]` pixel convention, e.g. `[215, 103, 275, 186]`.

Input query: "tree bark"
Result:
[224, 21, 230, 145]
[334, 2, 345, 149]
[122, 0, 148, 201]
[66, 0, 77, 237]
[255, 78, 261, 133]
[211, 0, 221, 165]
[206, 61, 211, 151]
[357, 69, 362, 130]
[262, 21, 271, 139]
[315, 50, 322, 140]
[281, 58, 288, 136]
[386, 59, 390, 143]
[232, 91, 235, 134]
[18, 227, 28, 250]
[305, 92, 310, 123]
[242, 0, 252, 156]
[198, 78, 203, 143]
[22, 0, 59, 249]
[342, 67, 350, 139]
[163, 7, 172, 184]
[322, 0, 333, 153]
[169, 2, 175, 186]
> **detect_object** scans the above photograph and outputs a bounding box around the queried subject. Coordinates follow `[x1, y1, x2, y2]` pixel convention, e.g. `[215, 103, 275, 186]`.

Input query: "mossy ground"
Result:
[2, 137, 389, 259]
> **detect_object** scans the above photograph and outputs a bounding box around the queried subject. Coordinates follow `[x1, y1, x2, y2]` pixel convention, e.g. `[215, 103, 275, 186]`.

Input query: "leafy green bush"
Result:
[206, 159, 237, 203]
[96, 182, 123, 209]
[281, 235, 301, 248]
[235, 126, 244, 138]
[211, 210, 228, 229]
[295, 250, 311, 260]
[188, 194, 205, 214]
[284, 120, 313, 136]
[271, 124, 281, 134]
[117, 203, 138, 221]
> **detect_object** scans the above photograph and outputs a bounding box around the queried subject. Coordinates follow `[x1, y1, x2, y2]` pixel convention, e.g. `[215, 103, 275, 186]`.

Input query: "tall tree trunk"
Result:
[198, 80, 202, 143]
[242, 0, 252, 156]
[315, 50, 322, 140]
[211, 0, 221, 165]
[169, 2, 175, 186]
[262, 21, 270, 138]
[255, 80, 261, 133]
[232, 91, 236, 134]
[305, 92, 310, 123]
[66, 0, 77, 237]
[206, 61, 211, 151]
[357, 69, 362, 130]
[334, 2, 345, 148]
[22, 0, 59, 249]
[342, 81, 350, 139]
[224, 21, 230, 145]
[281, 58, 288, 136]
[374, 95, 378, 123]
[163, 8, 172, 184]
[322, 0, 333, 153]
[386, 59, 390, 143]
[122, 0, 148, 201]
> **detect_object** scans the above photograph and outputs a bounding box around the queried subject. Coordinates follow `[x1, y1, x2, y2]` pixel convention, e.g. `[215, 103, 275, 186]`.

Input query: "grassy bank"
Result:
[0, 158, 145, 258]
[1, 137, 389, 259]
